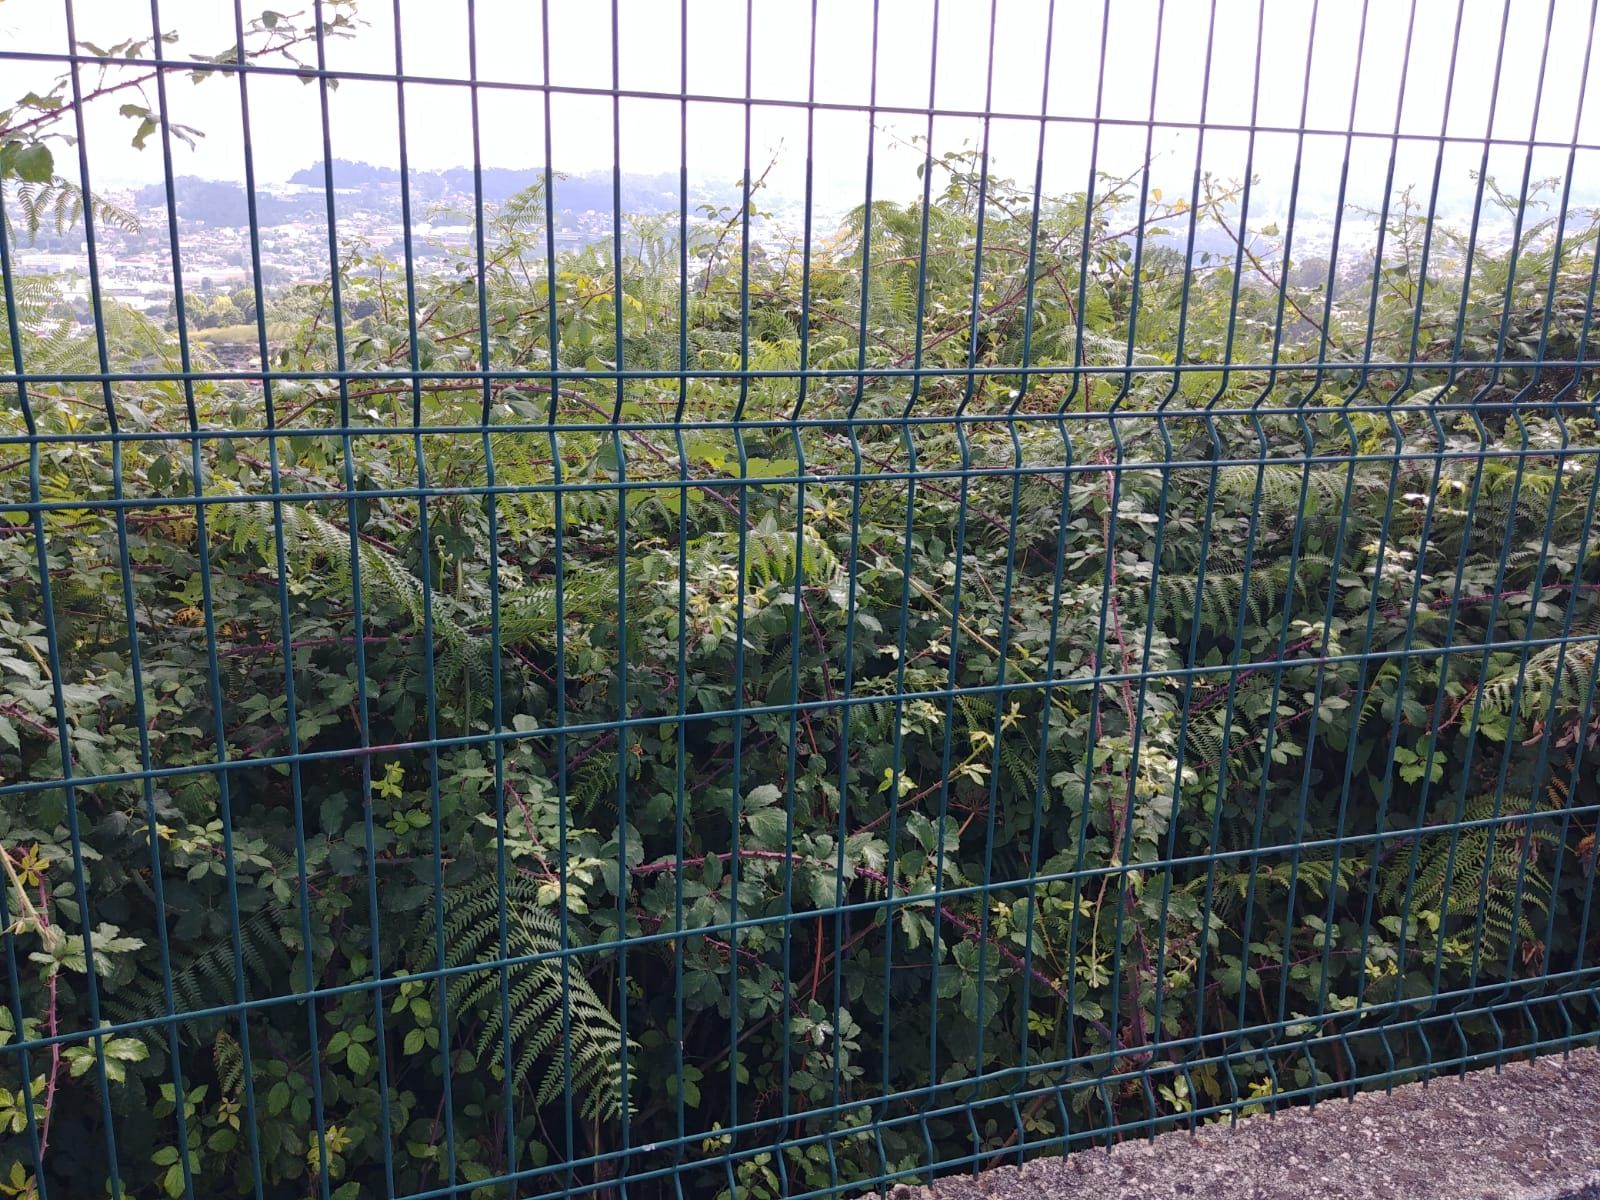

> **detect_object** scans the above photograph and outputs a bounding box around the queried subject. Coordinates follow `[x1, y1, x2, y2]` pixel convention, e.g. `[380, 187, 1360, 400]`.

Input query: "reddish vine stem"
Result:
[1189, 636, 1320, 715]
[1377, 581, 1600, 620]
[629, 847, 1122, 1048]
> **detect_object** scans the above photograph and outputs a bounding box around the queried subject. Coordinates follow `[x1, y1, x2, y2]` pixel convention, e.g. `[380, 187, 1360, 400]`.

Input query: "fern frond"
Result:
[414, 875, 632, 1120]
[1476, 632, 1598, 732]
[569, 757, 619, 817]
[727, 515, 841, 591]
[956, 693, 1039, 796]
[213, 1030, 245, 1097]
[1381, 792, 1558, 960]
[106, 901, 291, 1036]
[216, 500, 580, 700]
[1156, 556, 1325, 636]
[4, 176, 140, 245]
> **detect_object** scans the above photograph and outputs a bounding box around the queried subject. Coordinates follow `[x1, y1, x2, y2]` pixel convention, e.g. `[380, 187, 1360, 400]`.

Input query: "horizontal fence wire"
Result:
[2, 0, 1600, 1198]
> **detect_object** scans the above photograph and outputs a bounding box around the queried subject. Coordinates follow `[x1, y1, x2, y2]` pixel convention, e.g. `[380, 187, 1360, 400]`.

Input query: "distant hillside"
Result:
[288, 159, 723, 214]
[136, 160, 741, 230]
[133, 178, 309, 227]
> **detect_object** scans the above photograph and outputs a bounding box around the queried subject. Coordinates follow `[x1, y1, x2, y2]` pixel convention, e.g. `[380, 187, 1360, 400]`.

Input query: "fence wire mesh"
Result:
[3, 0, 1600, 1197]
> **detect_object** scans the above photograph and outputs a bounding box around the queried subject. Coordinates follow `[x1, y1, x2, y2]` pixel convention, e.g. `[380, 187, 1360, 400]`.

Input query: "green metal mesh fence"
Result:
[3, 0, 1600, 1197]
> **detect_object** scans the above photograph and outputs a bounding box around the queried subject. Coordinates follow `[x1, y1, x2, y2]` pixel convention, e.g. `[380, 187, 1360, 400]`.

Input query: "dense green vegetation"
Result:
[4, 37, 1600, 1200]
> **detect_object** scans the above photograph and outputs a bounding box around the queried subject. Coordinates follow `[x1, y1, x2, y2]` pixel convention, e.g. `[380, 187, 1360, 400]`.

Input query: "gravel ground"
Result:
[885, 1049, 1600, 1200]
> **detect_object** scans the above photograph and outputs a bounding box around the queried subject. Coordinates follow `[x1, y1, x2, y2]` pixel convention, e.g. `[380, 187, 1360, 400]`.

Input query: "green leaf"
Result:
[747, 806, 788, 848]
[746, 784, 783, 809]
[106, 1037, 148, 1064]
[905, 812, 936, 852]
[66, 1048, 96, 1078]
[10, 142, 54, 183]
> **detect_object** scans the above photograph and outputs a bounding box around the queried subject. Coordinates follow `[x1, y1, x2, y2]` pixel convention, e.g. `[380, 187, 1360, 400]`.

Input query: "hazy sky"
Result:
[3, 0, 1599, 220]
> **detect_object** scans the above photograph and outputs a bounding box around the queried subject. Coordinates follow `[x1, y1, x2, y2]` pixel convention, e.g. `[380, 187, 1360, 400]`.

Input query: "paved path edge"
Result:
[883, 1047, 1600, 1200]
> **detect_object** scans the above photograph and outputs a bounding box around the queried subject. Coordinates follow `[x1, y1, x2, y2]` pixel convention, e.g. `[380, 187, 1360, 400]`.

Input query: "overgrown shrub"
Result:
[3, 155, 1598, 1198]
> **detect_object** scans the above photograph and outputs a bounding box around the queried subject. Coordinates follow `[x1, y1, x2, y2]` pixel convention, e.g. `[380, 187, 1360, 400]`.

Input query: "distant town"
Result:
[13, 158, 782, 336]
[13, 153, 1539, 374]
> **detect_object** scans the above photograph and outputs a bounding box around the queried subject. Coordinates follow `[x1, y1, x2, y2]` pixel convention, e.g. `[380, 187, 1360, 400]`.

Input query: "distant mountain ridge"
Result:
[133, 159, 743, 229]
[287, 159, 697, 212]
